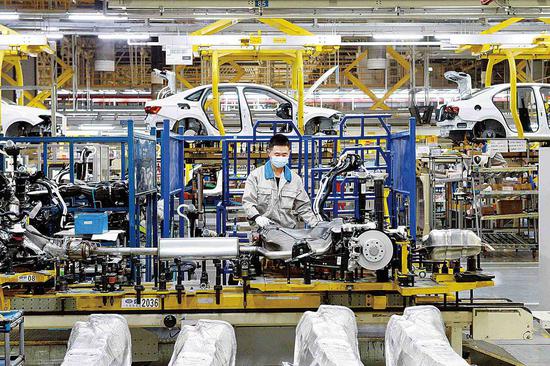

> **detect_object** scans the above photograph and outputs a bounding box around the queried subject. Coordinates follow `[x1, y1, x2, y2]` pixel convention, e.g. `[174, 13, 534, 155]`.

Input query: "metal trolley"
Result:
[0, 310, 24, 366]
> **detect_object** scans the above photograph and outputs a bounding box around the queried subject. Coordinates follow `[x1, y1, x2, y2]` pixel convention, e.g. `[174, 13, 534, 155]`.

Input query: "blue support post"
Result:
[161, 119, 171, 238]
[42, 142, 48, 175]
[222, 141, 230, 207]
[145, 194, 152, 281]
[178, 126, 186, 237]
[69, 142, 75, 183]
[408, 117, 417, 240]
[127, 121, 136, 247]
[121, 142, 126, 180]
[304, 135, 309, 192]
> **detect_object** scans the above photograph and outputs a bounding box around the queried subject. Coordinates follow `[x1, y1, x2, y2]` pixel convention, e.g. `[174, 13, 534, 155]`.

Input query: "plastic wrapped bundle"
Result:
[293, 305, 363, 366]
[385, 305, 469, 366]
[62, 314, 132, 366]
[168, 320, 236, 366]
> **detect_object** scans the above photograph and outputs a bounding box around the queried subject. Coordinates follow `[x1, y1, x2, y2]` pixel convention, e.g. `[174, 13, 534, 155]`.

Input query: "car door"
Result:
[536, 86, 550, 138]
[242, 86, 295, 134]
[492, 86, 541, 137]
[201, 87, 243, 135]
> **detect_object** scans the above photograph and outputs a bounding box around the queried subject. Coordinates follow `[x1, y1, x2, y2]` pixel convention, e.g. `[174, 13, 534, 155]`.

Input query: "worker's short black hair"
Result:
[268, 134, 290, 149]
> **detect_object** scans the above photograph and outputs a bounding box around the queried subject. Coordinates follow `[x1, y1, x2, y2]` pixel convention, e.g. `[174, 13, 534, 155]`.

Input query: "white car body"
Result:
[1, 100, 67, 136]
[436, 83, 550, 141]
[144, 83, 342, 136]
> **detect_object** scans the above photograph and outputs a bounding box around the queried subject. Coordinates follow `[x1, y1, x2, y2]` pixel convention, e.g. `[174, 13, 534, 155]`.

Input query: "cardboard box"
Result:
[496, 199, 523, 215]
[481, 205, 496, 215]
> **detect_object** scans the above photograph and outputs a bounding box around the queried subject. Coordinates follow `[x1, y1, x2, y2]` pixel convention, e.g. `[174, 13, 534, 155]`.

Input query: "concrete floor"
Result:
[471, 258, 550, 366]
[477, 261, 540, 310]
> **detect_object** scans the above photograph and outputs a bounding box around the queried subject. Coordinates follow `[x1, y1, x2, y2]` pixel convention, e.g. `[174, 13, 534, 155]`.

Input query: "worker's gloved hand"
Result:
[255, 216, 271, 228]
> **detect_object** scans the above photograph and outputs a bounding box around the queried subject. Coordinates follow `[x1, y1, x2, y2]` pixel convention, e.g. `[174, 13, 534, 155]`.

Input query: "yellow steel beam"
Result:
[0, 51, 3, 134]
[175, 65, 195, 89]
[26, 56, 73, 109]
[295, 49, 304, 134]
[484, 57, 501, 87]
[191, 19, 239, 36]
[370, 47, 410, 110]
[506, 50, 524, 139]
[516, 60, 532, 82]
[211, 49, 225, 135]
[13, 60, 23, 105]
[258, 18, 313, 36]
[1, 61, 46, 108]
[343, 49, 389, 110]
[456, 17, 523, 54]
[228, 61, 245, 83]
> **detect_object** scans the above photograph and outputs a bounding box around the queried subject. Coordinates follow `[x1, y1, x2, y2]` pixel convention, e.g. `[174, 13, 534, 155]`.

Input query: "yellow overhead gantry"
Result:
[456, 17, 550, 138]
[343, 46, 411, 111]
[0, 25, 73, 115]
[183, 18, 339, 135]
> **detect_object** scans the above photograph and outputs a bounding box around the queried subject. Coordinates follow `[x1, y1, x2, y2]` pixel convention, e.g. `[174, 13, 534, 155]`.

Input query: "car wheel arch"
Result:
[304, 116, 333, 135]
[173, 117, 208, 135]
[4, 120, 35, 136]
[474, 119, 507, 138]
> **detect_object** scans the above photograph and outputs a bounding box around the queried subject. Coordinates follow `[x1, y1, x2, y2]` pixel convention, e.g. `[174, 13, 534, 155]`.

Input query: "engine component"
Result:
[250, 220, 342, 260]
[421, 229, 482, 260]
[59, 181, 129, 208]
[349, 230, 394, 271]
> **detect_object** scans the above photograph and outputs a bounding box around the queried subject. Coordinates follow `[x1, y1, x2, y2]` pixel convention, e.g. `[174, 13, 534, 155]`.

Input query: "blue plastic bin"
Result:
[75, 212, 109, 235]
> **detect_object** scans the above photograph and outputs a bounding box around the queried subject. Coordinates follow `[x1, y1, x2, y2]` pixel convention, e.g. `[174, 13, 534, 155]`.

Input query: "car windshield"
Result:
[2, 99, 16, 105]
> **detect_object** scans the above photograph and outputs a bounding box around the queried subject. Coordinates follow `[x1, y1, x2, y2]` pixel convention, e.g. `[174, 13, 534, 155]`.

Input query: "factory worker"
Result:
[243, 134, 320, 229]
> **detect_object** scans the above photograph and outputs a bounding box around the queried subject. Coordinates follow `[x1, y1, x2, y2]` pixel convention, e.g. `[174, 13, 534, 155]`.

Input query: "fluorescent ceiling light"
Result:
[195, 16, 224, 20]
[68, 12, 128, 21]
[98, 33, 150, 40]
[372, 34, 424, 40]
[0, 12, 19, 20]
[46, 33, 63, 40]
[41, 26, 59, 32]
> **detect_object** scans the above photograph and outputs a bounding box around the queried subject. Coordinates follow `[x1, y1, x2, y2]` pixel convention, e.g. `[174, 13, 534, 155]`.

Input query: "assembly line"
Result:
[0, 2, 549, 366]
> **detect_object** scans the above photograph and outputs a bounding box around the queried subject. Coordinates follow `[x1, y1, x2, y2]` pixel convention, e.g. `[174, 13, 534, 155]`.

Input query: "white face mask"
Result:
[270, 156, 289, 168]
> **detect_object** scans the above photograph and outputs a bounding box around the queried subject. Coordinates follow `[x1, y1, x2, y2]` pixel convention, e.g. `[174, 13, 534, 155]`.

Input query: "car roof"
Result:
[492, 83, 550, 87]
[184, 83, 279, 93]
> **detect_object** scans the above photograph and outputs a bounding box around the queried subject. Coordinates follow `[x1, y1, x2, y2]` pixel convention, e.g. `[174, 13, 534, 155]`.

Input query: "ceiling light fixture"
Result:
[45, 33, 64, 40]
[0, 12, 19, 20]
[98, 33, 150, 40]
[372, 33, 424, 40]
[68, 12, 128, 21]
[41, 26, 60, 32]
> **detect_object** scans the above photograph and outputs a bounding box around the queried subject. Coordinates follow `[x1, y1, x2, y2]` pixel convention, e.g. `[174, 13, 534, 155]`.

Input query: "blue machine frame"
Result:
[305, 115, 416, 239]
[0, 121, 158, 251]
[159, 115, 417, 242]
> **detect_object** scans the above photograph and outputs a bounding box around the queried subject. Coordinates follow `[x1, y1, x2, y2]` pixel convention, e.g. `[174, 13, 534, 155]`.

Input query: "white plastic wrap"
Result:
[168, 319, 236, 366]
[385, 305, 469, 366]
[293, 305, 364, 366]
[62, 314, 132, 366]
